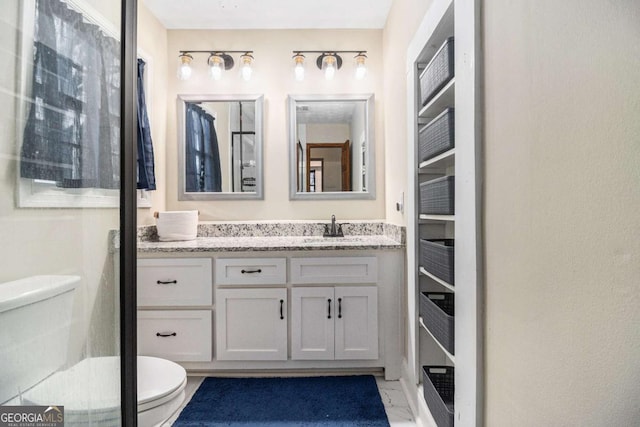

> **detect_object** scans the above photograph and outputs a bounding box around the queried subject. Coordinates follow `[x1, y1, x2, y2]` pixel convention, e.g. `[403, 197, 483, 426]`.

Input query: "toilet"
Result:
[0, 275, 186, 427]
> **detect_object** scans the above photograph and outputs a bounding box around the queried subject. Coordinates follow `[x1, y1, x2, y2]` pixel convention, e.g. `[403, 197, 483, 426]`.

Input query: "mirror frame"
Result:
[177, 94, 264, 200]
[288, 94, 376, 200]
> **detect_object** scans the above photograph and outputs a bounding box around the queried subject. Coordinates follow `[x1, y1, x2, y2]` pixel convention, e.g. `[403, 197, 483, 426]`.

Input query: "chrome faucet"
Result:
[323, 214, 344, 237]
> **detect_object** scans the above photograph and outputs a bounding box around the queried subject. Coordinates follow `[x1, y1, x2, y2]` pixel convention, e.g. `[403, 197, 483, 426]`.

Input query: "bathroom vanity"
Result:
[133, 222, 405, 380]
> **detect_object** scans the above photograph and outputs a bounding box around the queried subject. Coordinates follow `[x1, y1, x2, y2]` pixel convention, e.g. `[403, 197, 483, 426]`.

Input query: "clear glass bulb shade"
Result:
[207, 55, 225, 81]
[322, 55, 337, 80]
[241, 63, 252, 81]
[354, 54, 367, 80]
[294, 63, 305, 81]
[240, 54, 253, 81]
[177, 54, 193, 80]
[355, 62, 367, 80]
[324, 64, 336, 80]
[177, 62, 192, 80]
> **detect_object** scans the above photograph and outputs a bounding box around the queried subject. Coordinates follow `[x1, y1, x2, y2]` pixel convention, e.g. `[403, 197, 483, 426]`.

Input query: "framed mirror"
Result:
[288, 94, 375, 200]
[177, 94, 263, 200]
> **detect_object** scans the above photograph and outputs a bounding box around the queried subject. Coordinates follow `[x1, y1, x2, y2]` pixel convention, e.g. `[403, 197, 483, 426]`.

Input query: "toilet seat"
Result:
[22, 356, 186, 426]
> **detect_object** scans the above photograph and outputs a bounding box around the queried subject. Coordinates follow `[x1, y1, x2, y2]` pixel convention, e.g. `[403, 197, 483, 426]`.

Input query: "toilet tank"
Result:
[0, 275, 79, 404]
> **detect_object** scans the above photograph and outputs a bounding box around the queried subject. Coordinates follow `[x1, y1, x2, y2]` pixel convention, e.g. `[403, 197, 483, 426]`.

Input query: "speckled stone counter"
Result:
[137, 234, 403, 253]
[131, 221, 405, 253]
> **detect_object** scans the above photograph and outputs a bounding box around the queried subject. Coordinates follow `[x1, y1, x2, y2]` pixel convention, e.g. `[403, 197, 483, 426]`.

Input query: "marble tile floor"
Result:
[162, 375, 416, 426]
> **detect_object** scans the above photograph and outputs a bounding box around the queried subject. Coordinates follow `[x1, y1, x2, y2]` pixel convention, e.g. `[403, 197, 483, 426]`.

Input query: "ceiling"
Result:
[296, 102, 356, 124]
[143, 0, 393, 30]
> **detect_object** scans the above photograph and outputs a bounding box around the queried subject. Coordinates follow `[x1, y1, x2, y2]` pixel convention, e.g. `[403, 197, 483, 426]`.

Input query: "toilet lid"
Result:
[23, 356, 186, 418]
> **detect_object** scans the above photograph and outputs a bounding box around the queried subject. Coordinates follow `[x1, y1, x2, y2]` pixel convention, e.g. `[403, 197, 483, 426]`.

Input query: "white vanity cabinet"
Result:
[136, 249, 403, 380]
[291, 286, 378, 360]
[136, 258, 213, 362]
[215, 288, 287, 361]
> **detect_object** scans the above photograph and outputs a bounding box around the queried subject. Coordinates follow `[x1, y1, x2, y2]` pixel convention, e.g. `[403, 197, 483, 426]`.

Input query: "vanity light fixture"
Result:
[291, 50, 367, 81]
[176, 50, 254, 81]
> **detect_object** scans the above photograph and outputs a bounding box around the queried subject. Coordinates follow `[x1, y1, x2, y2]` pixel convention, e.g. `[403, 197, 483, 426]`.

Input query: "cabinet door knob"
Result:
[279, 299, 284, 320]
[338, 298, 342, 319]
[156, 332, 177, 337]
[327, 298, 332, 319]
[241, 269, 262, 274]
[156, 279, 177, 285]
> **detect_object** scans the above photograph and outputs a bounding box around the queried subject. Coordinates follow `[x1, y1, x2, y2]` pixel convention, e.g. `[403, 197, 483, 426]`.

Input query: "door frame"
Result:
[305, 142, 350, 192]
[120, 0, 139, 424]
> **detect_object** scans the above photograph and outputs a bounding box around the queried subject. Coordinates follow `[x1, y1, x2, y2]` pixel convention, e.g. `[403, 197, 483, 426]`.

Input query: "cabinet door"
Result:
[335, 286, 379, 360]
[291, 287, 334, 360]
[216, 288, 287, 361]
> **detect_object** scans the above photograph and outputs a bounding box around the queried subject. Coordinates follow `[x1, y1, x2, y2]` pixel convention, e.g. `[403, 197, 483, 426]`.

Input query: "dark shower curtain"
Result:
[20, 0, 121, 189]
[185, 103, 222, 192]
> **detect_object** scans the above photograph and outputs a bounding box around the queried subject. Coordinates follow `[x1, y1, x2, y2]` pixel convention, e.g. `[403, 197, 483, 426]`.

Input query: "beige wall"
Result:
[137, 1, 168, 225]
[382, 0, 432, 226]
[484, 0, 640, 424]
[165, 29, 384, 220]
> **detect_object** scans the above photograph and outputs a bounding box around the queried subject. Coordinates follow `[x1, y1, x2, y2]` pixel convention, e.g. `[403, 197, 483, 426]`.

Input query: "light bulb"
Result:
[177, 53, 193, 80]
[293, 53, 305, 81]
[240, 53, 253, 81]
[354, 53, 367, 80]
[208, 54, 224, 81]
[295, 63, 305, 81]
[322, 55, 337, 80]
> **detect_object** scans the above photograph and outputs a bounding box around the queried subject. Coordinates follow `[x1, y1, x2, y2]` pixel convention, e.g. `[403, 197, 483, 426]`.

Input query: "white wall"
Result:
[484, 0, 640, 425]
[165, 29, 384, 220]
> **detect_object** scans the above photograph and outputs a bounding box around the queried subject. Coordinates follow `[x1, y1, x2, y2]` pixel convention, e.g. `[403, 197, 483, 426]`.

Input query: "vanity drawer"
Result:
[137, 258, 212, 306]
[215, 258, 287, 285]
[290, 257, 378, 284]
[137, 310, 212, 362]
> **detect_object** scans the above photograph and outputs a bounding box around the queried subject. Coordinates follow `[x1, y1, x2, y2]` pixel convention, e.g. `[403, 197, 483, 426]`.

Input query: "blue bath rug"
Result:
[172, 375, 390, 426]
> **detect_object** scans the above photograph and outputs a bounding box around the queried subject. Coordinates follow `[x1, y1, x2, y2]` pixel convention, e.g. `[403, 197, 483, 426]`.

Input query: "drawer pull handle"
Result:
[241, 269, 262, 274]
[157, 280, 177, 285]
[279, 299, 284, 320]
[156, 332, 177, 337]
[327, 298, 332, 319]
[338, 298, 342, 319]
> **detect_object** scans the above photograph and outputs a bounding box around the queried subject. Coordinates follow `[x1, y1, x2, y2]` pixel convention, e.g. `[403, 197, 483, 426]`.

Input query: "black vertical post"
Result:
[120, 0, 138, 425]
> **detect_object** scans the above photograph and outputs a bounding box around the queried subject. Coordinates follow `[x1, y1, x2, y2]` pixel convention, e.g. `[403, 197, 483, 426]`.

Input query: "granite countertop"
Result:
[137, 234, 404, 253]
[107, 221, 405, 253]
